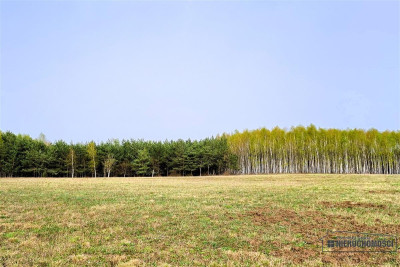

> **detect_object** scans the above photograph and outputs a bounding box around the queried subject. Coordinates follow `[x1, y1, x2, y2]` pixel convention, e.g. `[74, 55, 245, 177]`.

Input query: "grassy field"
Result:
[1, 174, 399, 266]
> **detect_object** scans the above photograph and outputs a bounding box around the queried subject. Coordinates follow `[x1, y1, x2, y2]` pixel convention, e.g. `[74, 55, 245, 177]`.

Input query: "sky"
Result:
[1, 1, 399, 143]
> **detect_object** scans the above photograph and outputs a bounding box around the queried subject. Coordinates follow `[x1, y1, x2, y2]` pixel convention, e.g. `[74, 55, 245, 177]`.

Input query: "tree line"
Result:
[0, 132, 236, 177]
[226, 125, 400, 174]
[0, 125, 399, 177]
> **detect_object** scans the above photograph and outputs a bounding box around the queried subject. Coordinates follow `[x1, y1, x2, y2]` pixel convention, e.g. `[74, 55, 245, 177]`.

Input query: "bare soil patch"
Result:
[247, 207, 399, 265]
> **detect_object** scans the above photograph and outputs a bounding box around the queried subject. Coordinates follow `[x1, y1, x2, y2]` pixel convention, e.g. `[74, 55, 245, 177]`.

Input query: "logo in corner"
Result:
[320, 231, 397, 253]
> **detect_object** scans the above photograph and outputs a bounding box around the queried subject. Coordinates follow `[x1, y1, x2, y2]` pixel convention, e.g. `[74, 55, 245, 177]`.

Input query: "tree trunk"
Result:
[71, 152, 74, 178]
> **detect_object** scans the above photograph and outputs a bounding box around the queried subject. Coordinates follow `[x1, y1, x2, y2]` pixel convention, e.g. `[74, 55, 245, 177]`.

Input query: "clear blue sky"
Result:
[1, 1, 399, 143]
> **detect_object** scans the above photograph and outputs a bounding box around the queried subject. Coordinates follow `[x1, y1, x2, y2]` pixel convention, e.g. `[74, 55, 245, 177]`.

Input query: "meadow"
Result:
[1, 174, 399, 266]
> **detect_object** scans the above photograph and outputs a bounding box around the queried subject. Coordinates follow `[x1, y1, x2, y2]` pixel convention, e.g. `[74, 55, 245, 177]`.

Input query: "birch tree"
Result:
[104, 154, 116, 178]
[226, 126, 400, 175]
[67, 148, 76, 178]
[87, 142, 97, 177]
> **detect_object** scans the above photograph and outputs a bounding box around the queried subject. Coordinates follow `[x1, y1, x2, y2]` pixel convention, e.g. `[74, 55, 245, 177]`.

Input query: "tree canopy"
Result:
[0, 131, 232, 177]
[226, 125, 400, 174]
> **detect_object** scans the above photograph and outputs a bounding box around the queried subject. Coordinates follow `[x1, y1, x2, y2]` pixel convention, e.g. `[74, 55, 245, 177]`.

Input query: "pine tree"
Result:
[132, 148, 151, 177]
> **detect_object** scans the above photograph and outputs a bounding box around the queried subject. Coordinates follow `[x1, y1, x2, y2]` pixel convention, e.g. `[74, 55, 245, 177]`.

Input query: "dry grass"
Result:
[0, 174, 399, 266]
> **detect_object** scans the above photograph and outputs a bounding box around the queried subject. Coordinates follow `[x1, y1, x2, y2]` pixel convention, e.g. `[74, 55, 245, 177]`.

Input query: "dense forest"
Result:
[0, 131, 236, 177]
[228, 125, 400, 175]
[0, 125, 399, 177]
